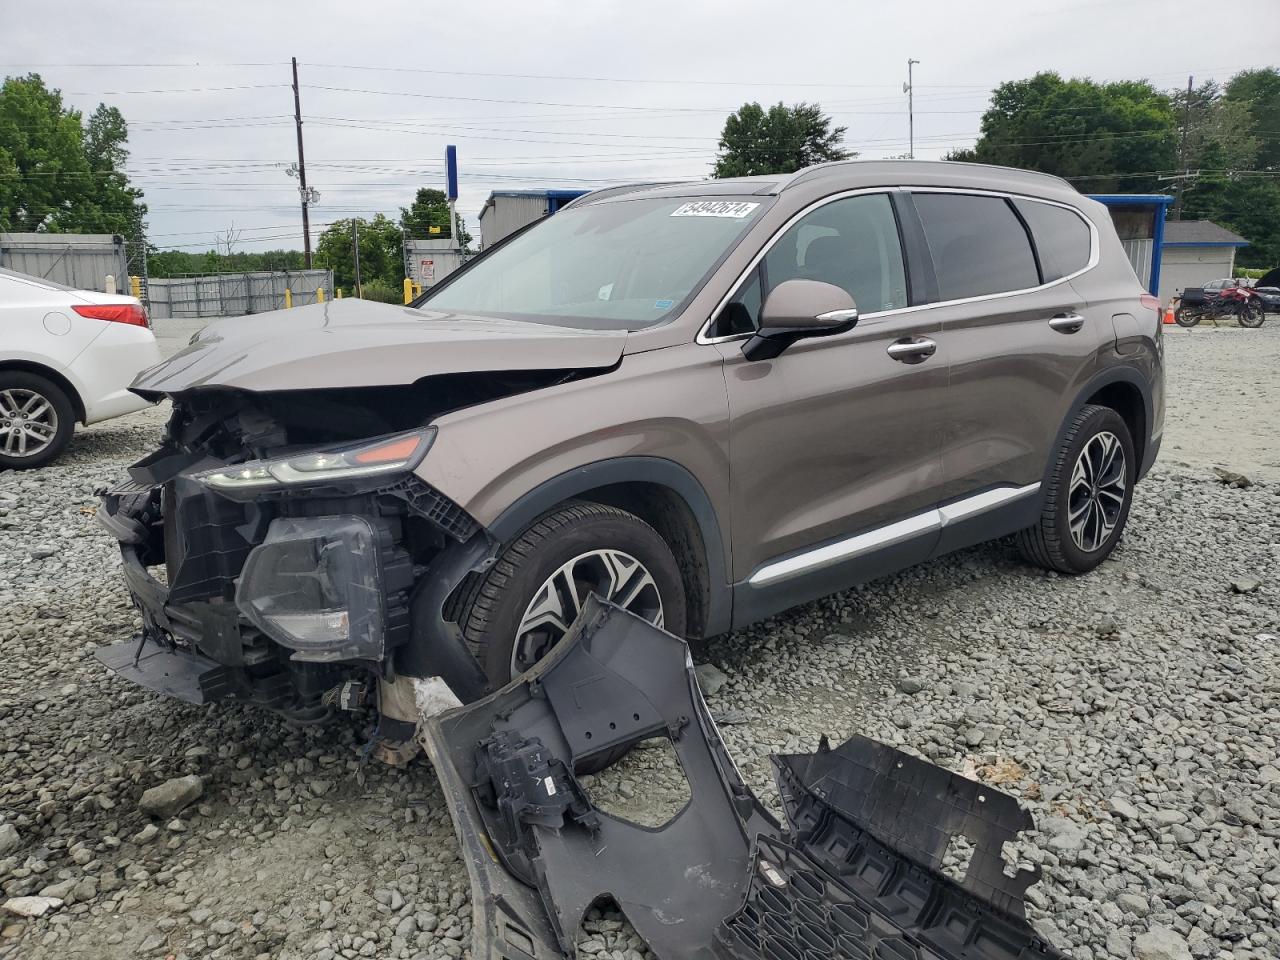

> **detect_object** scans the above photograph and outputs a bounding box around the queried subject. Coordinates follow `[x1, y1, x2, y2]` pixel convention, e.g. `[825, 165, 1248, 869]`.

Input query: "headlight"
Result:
[235, 516, 387, 663]
[196, 428, 435, 495]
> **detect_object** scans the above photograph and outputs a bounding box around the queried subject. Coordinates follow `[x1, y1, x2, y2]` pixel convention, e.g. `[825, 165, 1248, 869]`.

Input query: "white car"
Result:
[0, 267, 161, 469]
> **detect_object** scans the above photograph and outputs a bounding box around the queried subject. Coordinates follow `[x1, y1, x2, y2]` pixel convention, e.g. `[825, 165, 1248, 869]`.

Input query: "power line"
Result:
[63, 83, 289, 95]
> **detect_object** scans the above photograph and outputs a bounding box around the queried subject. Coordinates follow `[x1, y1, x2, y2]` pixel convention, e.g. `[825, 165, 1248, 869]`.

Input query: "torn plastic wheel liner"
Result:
[421, 595, 1067, 960]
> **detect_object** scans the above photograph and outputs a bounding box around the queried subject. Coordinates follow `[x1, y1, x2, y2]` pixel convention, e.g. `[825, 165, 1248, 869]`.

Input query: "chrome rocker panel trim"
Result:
[748, 482, 1041, 587]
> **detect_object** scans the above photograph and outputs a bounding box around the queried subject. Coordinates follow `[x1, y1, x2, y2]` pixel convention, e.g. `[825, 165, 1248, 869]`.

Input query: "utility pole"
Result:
[905, 59, 920, 159]
[1171, 74, 1194, 221]
[350, 219, 362, 298]
[291, 57, 313, 267]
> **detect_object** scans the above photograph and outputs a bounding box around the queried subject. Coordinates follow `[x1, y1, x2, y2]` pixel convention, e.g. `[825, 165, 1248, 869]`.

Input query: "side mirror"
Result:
[741, 279, 859, 361]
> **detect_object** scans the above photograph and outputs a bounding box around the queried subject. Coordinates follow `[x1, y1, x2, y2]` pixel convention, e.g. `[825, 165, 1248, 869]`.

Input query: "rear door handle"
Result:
[1048, 313, 1085, 333]
[886, 337, 937, 363]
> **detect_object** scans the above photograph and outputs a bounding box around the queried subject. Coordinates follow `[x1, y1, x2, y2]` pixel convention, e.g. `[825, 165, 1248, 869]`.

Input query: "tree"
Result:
[314, 215, 404, 291]
[1183, 176, 1280, 269]
[146, 248, 307, 278]
[0, 74, 146, 235]
[1224, 68, 1280, 170]
[399, 187, 472, 250]
[1170, 75, 1279, 268]
[946, 73, 1178, 193]
[1168, 80, 1260, 179]
[712, 102, 851, 178]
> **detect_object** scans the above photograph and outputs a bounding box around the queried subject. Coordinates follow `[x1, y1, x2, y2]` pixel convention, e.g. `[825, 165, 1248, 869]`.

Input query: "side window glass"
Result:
[763, 193, 908, 315]
[709, 193, 907, 338]
[912, 193, 1040, 300]
[1013, 198, 1092, 282]
[714, 266, 762, 337]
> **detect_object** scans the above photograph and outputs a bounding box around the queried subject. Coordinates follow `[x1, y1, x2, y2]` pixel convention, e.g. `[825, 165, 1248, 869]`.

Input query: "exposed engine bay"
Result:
[423, 596, 1066, 960]
[91, 376, 584, 723]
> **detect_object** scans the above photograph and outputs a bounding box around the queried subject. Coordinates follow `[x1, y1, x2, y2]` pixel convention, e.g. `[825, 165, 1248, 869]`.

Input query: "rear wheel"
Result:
[1017, 404, 1135, 574]
[1174, 306, 1200, 327]
[0, 373, 75, 470]
[458, 500, 687, 686]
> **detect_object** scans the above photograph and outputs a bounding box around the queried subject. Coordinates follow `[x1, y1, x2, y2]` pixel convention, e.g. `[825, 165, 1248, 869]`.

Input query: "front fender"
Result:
[416, 344, 733, 633]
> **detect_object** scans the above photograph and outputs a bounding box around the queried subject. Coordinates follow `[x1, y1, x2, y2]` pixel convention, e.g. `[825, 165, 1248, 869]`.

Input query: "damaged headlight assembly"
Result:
[236, 516, 391, 663]
[202, 431, 433, 663]
[194, 428, 436, 497]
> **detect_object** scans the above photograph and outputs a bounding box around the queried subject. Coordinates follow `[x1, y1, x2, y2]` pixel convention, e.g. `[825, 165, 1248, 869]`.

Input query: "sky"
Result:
[3, 0, 1277, 254]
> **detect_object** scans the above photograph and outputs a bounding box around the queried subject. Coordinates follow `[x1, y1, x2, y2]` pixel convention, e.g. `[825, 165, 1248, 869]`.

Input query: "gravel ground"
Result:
[0, 322, 1277, 960]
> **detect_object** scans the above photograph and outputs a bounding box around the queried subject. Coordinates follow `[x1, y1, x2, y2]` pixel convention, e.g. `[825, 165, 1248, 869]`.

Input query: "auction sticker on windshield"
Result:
[670, 201, 760, 218]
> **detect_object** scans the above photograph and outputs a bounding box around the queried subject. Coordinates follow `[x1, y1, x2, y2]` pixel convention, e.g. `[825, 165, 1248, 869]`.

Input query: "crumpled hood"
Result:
[132, 299, 628, 395]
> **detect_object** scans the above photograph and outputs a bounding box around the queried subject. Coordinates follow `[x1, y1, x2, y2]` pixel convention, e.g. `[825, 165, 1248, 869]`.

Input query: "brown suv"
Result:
[97, 160, 1163, 746]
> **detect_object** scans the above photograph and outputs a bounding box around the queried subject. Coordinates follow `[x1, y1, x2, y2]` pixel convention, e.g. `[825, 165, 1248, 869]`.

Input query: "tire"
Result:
[458, 500, 687, 687]
[1016, 404, 1135, 575]
[0, 372, 75, 470]
[1238, 300, 1265, 328]
[1174, 306, 1200, 327]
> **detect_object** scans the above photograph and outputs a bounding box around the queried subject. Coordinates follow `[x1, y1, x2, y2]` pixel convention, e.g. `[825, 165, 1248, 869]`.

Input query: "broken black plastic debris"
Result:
[421, 595, 1067, 960]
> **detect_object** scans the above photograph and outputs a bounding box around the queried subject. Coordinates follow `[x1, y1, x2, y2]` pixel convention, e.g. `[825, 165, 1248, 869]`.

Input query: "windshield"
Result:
[420, 195, 768, 330]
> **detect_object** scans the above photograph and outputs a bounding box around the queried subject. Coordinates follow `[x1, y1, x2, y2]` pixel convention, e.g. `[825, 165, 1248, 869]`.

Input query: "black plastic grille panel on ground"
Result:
[718, 836, 934, 960]
[760, 737, 1065, 960]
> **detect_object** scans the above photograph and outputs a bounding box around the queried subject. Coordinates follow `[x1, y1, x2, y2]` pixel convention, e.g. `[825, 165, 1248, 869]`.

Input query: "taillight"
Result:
[71, 303, 149, 328]
[1140, 294, 1160, 312]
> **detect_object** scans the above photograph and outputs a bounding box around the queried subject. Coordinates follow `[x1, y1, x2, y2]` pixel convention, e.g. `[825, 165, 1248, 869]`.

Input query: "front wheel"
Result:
[1238, 300, 1265, 328]
[1017, 404, 1135, 574]
[1174, 306, 1200, 327]
[457, 500, 687, 687]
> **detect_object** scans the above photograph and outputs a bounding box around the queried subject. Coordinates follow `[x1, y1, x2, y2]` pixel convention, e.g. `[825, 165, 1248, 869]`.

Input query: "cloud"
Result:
[7, 0, 1274, 251]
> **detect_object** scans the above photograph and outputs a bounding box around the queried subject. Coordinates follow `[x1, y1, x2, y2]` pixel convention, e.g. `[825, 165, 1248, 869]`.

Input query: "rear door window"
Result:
[1013, 199, 1092, 282]
[911, 192, 1040, 301]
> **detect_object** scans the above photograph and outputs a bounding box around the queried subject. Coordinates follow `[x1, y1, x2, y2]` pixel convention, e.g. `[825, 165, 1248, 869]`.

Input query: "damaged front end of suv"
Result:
[95, 299, 627, 746]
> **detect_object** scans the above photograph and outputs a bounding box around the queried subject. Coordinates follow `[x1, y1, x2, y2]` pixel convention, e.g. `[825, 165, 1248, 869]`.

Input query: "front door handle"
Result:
[886, 337, 937, 363]
[1048, 313, 1085, 333]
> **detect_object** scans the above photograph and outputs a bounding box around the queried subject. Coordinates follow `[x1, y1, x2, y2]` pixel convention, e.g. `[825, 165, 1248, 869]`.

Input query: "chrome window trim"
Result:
[697, 186, 1100, 346]
[746, 482, 1041, 587]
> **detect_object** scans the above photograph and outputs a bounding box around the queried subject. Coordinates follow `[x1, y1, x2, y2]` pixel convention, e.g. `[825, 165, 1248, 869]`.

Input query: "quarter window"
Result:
[1013, 199, 1092, 282]
[713, 193, 907, 336]
[912, 193, 1040, 300]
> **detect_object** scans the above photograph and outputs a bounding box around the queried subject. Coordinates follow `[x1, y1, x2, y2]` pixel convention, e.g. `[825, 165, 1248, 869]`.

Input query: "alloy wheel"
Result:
[1067, 431, 1127, 553]
[512, 549, 664, 675]
[0, 388, 59, 459]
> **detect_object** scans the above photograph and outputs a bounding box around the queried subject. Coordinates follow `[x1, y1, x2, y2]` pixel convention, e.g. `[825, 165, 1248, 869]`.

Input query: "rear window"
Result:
[912, 193, 1040, 301]
[1013, 199, 1092, 282]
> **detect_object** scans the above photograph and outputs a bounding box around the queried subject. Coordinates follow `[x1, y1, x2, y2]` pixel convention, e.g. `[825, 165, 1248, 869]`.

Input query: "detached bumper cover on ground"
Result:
[422, 596, 1066, 960]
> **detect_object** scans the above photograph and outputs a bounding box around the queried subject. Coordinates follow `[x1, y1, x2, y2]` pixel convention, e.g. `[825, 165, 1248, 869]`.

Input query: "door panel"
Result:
[906, 191, 1104, 503]
[718, 312, 947, 581]
[715, 191, 947, 584]
[933, 284, 1103, 502]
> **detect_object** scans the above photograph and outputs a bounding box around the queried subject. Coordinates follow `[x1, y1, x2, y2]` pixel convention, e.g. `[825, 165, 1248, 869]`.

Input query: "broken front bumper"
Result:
[422, 596, 1065, 960]
[93, 467, 459, 718]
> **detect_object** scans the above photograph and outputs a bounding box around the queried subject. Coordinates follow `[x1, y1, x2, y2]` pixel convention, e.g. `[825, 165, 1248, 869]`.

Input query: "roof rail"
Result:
[781, 158, 1076, 192]
[561, 182, 693, 209]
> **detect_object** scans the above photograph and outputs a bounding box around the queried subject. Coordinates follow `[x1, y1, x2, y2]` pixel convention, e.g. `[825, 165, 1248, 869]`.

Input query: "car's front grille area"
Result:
[165, 478, 263, 605]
